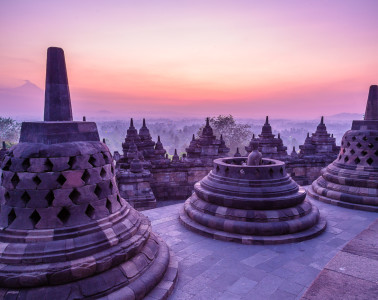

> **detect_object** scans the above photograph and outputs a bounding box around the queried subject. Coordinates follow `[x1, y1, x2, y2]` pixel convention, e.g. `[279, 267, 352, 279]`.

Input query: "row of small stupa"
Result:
[0, 47, 376, 299]
[115, 113, 339, 166]
[114, 106, 340, 210]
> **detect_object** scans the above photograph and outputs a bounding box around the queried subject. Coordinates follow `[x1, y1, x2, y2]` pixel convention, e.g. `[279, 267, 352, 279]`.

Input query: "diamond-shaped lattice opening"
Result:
[94, 185, 102, 198]
[354, 157, 360, 164]
[4, 192, 10, 201]
[33, 175, 41, 186]
[57, 207, 70, 224]
[356, 142, 362, 148]
[8, 208, 16, 225]
[280, 167, 284, 175]
[21, 191, 31, 204]
[352, 136, 356, 141]
[341, 141, 344, 146]
[109, 180, 113, 191]
[30, 209, 41, 226]
[367, 157, 373, 165]
[100, 168, 106, 179]
[269, 168, 274, 177]
[216, 166, 220, 172]
[88, 156, 96, 167]
[363, 136, 368, 141]
[45, 190, 54, 206]
[375, 150, 378, 157]
[81, 169, 90, 184]
[342, 148, 346, 153]
[68, 156, 76, 168]
[45, 159, 53, 171]
[350, 149, 355, 155]
[347, 142, 350, 147]
[338, 155, 342, 160]
[22, 158, 30, 171]
[368, 143, 374, 149]
[2, 158, 11, 171]
[102, 152, 110, 164]
[11, 173, 20, 188]
[106, 199, 112, 213]
[344, 156, 349, 162]
[225, 167, 229, 173]
[362, 150, 368, 156]
[85, 204, 95, 219]
[69, 189, 80, 203]
[256, 168, 260, 174]
[57, 174, 66, 186]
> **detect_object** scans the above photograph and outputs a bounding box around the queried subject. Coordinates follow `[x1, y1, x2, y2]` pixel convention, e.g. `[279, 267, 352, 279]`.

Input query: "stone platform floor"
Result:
[142, 196, 377, 300]
[302, 219, 378, 300]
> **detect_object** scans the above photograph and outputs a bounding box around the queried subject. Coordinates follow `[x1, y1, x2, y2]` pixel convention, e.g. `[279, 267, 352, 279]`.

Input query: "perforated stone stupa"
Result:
[308, 85, 378, 212]
[179, 142, 326, 244]
[0, 47, 177, 299]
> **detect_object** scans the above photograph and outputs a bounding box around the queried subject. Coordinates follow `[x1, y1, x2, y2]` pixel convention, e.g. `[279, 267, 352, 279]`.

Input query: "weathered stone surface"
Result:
[364, 85, 378, 121]
[44, 47, 72, 122]
[0, 47, 177, 299]
[117, 156, 157, 211]
[243, 116, 339, 186]
[302, 219, 378, 300]
[116, 118, 230, 202]
[180, 156, 326, 244]
[308, 86, 378, 212]
[245, 116, 288, 159]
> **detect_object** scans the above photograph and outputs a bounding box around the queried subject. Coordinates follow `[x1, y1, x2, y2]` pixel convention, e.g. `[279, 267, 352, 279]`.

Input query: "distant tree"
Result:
[198, 115, 252, 155]
[0, 117, 21, 145]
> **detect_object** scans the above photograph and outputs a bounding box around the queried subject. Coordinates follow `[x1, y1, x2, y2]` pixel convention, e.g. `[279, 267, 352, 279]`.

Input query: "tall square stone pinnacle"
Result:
[365, 85, 378, 121]
[44, 47, 73, 121]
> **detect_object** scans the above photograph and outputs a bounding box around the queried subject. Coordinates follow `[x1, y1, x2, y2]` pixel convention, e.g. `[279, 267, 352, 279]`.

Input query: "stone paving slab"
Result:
[142, 196, 377, 300]
[302, 219, 378, 300]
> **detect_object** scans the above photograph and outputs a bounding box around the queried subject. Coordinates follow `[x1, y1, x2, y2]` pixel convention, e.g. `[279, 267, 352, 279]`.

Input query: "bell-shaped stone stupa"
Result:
[179, 141, 326, 244]
[0, 47, 177, 299]
[308, 85, 378, 212]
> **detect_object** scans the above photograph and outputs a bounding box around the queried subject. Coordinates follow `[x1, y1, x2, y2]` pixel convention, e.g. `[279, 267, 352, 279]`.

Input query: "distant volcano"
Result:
[0, 80, 44, 120]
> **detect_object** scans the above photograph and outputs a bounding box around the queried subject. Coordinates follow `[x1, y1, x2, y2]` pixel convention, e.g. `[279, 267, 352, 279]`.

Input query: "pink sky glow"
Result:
[0, 0, 377, 120]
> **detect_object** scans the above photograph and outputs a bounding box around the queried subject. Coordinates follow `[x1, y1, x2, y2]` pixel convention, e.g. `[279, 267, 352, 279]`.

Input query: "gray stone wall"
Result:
[150, 165, 212, 200]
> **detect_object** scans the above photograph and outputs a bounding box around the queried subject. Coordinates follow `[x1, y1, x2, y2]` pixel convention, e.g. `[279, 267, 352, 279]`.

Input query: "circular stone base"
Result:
[179, 205, 327, 245]
[307, 186, 378, 213]
[0, 236, 178, 300]
[144, 250, 178, 300]
[106, 247, 178, 300]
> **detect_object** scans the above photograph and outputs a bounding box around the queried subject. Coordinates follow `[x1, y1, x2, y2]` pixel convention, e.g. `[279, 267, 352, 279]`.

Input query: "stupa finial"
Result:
[365, 85, 378, 120]
[44, 47, 73, 121]
[265, 116, 269, 124]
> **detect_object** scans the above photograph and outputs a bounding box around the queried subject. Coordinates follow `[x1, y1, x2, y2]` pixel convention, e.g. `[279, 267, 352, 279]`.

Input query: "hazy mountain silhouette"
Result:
[327, 112, 363, 121]
[0, 80, 44, 120]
